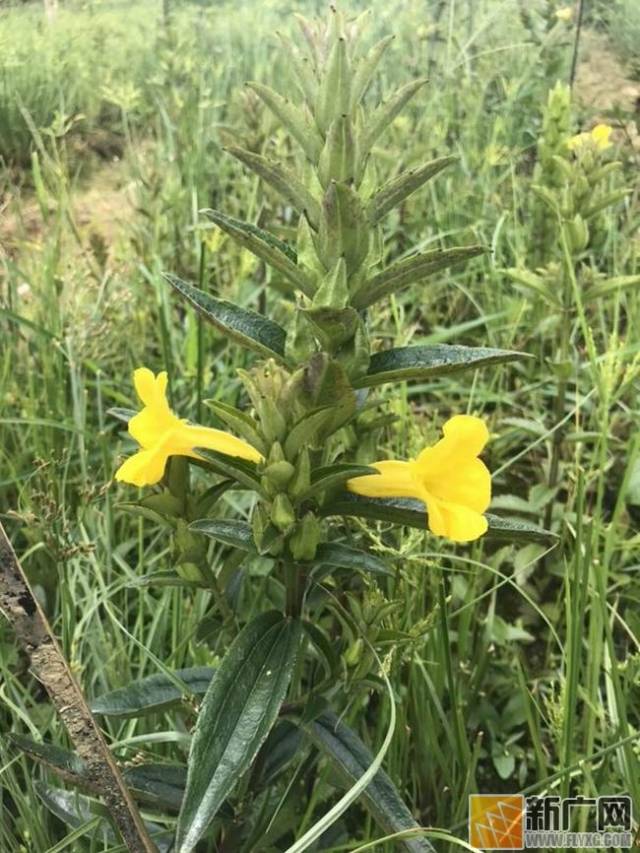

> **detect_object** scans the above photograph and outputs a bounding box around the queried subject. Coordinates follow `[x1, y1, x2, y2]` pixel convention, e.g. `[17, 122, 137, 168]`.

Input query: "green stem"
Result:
[284, 560, 305, 618]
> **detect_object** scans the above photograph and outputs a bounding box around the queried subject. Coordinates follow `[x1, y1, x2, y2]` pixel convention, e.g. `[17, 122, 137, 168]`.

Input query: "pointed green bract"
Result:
[352, 245, 487, 308]
[203, 210, 314, 297]
[225, 146, 321, 227]
[359, 78, 428, 160]
[247, 81, 323, 161]
[367, 155, 458, 222]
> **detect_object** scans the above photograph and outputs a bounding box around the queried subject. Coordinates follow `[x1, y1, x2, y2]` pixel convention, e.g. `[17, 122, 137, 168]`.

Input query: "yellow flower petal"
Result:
[426, 498, 488, 542]
[182, 424, 263, 463]
[133, 368, 167, 408]
[115, 442, 171, 487]
[591, 123, 612, 150]
[347, 460, 417, 499]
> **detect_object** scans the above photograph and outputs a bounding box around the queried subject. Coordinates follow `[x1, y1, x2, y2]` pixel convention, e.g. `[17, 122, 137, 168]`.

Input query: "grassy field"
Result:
[1, 0, 640, 851]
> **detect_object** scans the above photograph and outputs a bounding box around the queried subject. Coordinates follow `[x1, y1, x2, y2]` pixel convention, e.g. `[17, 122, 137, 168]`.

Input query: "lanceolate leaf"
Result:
[320, 494, 558, 544]
[303, 712, 434, 853]
[176, 611, 301, 852]
[299, 463, 377, 501]
[204, 399, 266, 454]
[351, 34, 395, 107]
[204, 210, 314, 297]
[584, 274, 640, 301]
[352, 245, 486, 309]
[35, 784, 174, 852]
[9, 734, 87, 786]
[165, 274, 288, 361]
[247, 82, 323, 161]
[194, 448, 262, 492]
[91, 667, 215, 718]
[353, 344, 530, 388]
[125, 764, 187, 813]
[367, 155, 457, 222]
[314, 542, 392, 576]
[10, 735, 187, 813]
[226, 145, 321, 227]
[360, 78, 428, 158]
[189, 518, 256, 552]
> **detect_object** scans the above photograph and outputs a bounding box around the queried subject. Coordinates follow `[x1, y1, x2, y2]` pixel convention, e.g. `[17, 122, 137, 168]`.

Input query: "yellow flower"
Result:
[555, 6, 574, 22]
[568, 123, 613, 152]
[347, 415, 491, 542]
[115, 368, 263, 487]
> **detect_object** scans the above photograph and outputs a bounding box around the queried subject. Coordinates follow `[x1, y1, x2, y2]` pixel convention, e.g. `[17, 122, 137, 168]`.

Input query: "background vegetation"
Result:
[1, 0, 639, 849]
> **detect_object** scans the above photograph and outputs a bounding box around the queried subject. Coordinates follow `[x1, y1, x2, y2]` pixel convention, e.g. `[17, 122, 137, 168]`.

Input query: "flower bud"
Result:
[566, 214, 589, 253]
[288, 447, 311, 498]
[263, 460, 296, 491]
[318, 115, 357, 188]
[288, 512, 321, 560]
[270, 493, 296, 532]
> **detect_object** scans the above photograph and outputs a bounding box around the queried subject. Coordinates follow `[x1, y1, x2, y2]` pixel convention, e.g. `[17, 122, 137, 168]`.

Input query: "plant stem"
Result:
[0, 522, 158, 853]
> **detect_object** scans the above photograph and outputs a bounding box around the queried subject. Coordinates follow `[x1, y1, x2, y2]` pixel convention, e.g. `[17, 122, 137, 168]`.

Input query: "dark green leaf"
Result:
[204, 209, 314, 297]
[124, 764, 187, 812]
[165, 273, 288, 361]
[35, 783, 173, 852]
[368, 155, 457, 222]
[302, 620, 340, 678]
[320, 494, 557, 544]
[354, 343, 530, 388]
[194, 448, 262, 492]
[304, 712, 434, 853]
[482, 513, 559, 545]
[299, 463, 377, 501]
[8, 734, 87, 785]
[352, 245, 487, 309]
[314, 542, 392, 576]
[176, 611, 302, 852]
[189, 518, 256, 552]
[253, 720, 304, 789]
[91, 667, 215, 718]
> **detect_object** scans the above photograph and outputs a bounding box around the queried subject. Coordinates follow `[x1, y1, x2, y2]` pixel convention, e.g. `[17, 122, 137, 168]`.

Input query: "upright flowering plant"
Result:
[11, 10, 553, 853]
[110, 11, 552, 851]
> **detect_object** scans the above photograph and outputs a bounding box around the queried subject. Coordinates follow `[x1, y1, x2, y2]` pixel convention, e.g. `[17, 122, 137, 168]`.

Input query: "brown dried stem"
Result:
[0, 520, 158, 853]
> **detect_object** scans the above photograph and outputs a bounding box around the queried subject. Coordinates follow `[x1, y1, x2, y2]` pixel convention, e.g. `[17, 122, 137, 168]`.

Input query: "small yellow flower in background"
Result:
[347, 415, 491, 542]
[568, 123, 613, 153]
[115, 368, 263, 487]
[555, 6, 574, 22]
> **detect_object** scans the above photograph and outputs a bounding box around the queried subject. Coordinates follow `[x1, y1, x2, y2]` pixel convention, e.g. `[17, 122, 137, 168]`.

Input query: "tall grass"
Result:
[1, 0, 639, 850]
